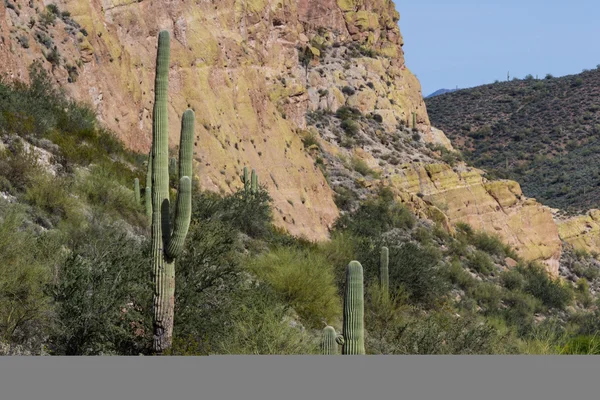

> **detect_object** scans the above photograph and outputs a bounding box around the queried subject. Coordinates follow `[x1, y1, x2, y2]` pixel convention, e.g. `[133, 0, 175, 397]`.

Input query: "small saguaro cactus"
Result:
[380, 246, 389, 295]
[342, 261, 365, 355]
[149, 30, 195, 354]
[251, 168, 258, 194]
[321, 326, 339, 355]
[412, 112, 417, 130]
[134, 178, 140, 204]
[243, 166, 251, 193]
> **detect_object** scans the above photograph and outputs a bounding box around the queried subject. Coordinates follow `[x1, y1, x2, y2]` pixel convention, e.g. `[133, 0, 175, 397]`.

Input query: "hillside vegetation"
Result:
[425, 67, 600, 214]
[3, 66, 600, 355]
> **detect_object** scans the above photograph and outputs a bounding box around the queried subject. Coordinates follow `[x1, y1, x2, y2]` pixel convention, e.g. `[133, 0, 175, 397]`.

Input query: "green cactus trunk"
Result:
[243, 166, 250, 194]
[134, 178, 140, 204]
[342, 261, 365, 355]
[145, 150, 153, 222]
[321, 326, 338, 355]
[150, 31, 194, 354]
[251, 169, 258, 194]
[380, 246, 389, 295]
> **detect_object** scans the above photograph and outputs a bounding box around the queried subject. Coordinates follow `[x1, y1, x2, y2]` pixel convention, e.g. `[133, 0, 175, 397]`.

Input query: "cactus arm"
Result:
[380, 246, 389, 295]
[165, 176, 192, 260]
[321, 326, 338, 355]
[166, 109, 194, 260]
[342, 261, 365, 355]
[177, 110, 195, 182]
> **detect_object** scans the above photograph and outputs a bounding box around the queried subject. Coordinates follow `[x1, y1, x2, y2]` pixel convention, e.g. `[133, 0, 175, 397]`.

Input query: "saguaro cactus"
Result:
[342, 261, 365, 355]
[412, 112, 417, 130]
[145, 150, 153, 223]
[150, 30, 194, 354]
[251, 168, 258, 194]
[243, 166, 250, 193]
[321, 326, 339, 355]
[380, 246, 389, 295]
[134, 178, 141, 204]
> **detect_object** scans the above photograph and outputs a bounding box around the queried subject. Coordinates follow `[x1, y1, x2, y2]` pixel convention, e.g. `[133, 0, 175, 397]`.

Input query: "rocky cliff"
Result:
[0, 0, 577, 274]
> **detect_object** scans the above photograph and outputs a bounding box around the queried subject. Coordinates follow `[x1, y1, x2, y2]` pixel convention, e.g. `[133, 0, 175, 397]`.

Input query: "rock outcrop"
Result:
[557, 210, 600, 255]
[387, 164, 562, 276]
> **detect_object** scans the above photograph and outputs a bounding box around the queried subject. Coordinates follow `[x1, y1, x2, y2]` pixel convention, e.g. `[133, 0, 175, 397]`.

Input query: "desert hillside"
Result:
[3, 1, 600, 356]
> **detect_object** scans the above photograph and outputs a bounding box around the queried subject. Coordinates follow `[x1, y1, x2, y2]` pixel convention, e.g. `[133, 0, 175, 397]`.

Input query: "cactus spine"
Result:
[251, 168, 258, 194]
[321, 326, 339, 355]
[134, 178, 140, 204]
[150, 30, 194, 354]
[380, 246, 389, 295]
[342, 261, 365, 355]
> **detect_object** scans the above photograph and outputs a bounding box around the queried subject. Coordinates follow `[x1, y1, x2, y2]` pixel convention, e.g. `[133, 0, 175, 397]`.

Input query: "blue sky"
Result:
[395, 0, 600, 96]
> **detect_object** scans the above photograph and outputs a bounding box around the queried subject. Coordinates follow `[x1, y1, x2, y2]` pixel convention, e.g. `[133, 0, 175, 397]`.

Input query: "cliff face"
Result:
[0, 0, 577, 273]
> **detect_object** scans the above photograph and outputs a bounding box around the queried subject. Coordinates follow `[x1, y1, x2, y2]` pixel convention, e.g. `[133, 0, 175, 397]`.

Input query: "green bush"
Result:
[466, 250, 494, 275]
[214, 288, 319, 355]
[561, 335, 600, 355]
[516, 263, 573, 309]
[386, 243, 447, 305]
[49, 221, 152, 355]
[172, 218, 245, 354]
[192, 187, 273, 239]
[0, 206, 58, 349]
[334, 188, 415, 237]
[246, 247, 341, 328]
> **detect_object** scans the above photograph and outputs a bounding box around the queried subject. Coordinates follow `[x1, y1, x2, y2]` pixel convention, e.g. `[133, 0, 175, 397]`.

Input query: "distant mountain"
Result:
[426, 88, 459, 98]
[425, 68, 600, 213]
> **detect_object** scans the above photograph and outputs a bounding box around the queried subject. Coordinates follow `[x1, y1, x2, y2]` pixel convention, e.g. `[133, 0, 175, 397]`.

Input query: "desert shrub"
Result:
[48, 221, 152, 355]
[74, 165, 142, 225]
[341, 119, 359, 136]
[0, 141, 42, 193]
[214, 288, 319, 355]
[500, 269, 526, 291]
[466, 250, 495, 275]
[561, 335, 600, 355]
[445, 259, 476, 289]
[192, 187, 273, 239]
[24, 173, 80, 222]
[386, 243, 447, 305]
[170, 218, 245, 354]
[334, 188, 415, 237]
[365, 284, 409, 354]
[516, 263, 573, 309]
[0, 206, 60, 349]
[392, 311, 509, 354]
[351, 156, 377, 177]
[246, 247, 341, 328]
[335, 106, 361, 120]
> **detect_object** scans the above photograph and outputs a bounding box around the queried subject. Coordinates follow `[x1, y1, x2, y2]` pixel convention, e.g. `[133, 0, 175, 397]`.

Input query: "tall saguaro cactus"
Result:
[380, 246, 389, 295]
[321, 326, 339, 355]
[150, 30, 194, 354]
[342, 261, 365, 355]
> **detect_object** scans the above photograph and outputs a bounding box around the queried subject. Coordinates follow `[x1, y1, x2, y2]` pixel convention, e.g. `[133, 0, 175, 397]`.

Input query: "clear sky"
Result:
[395, 0, 600, 96]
